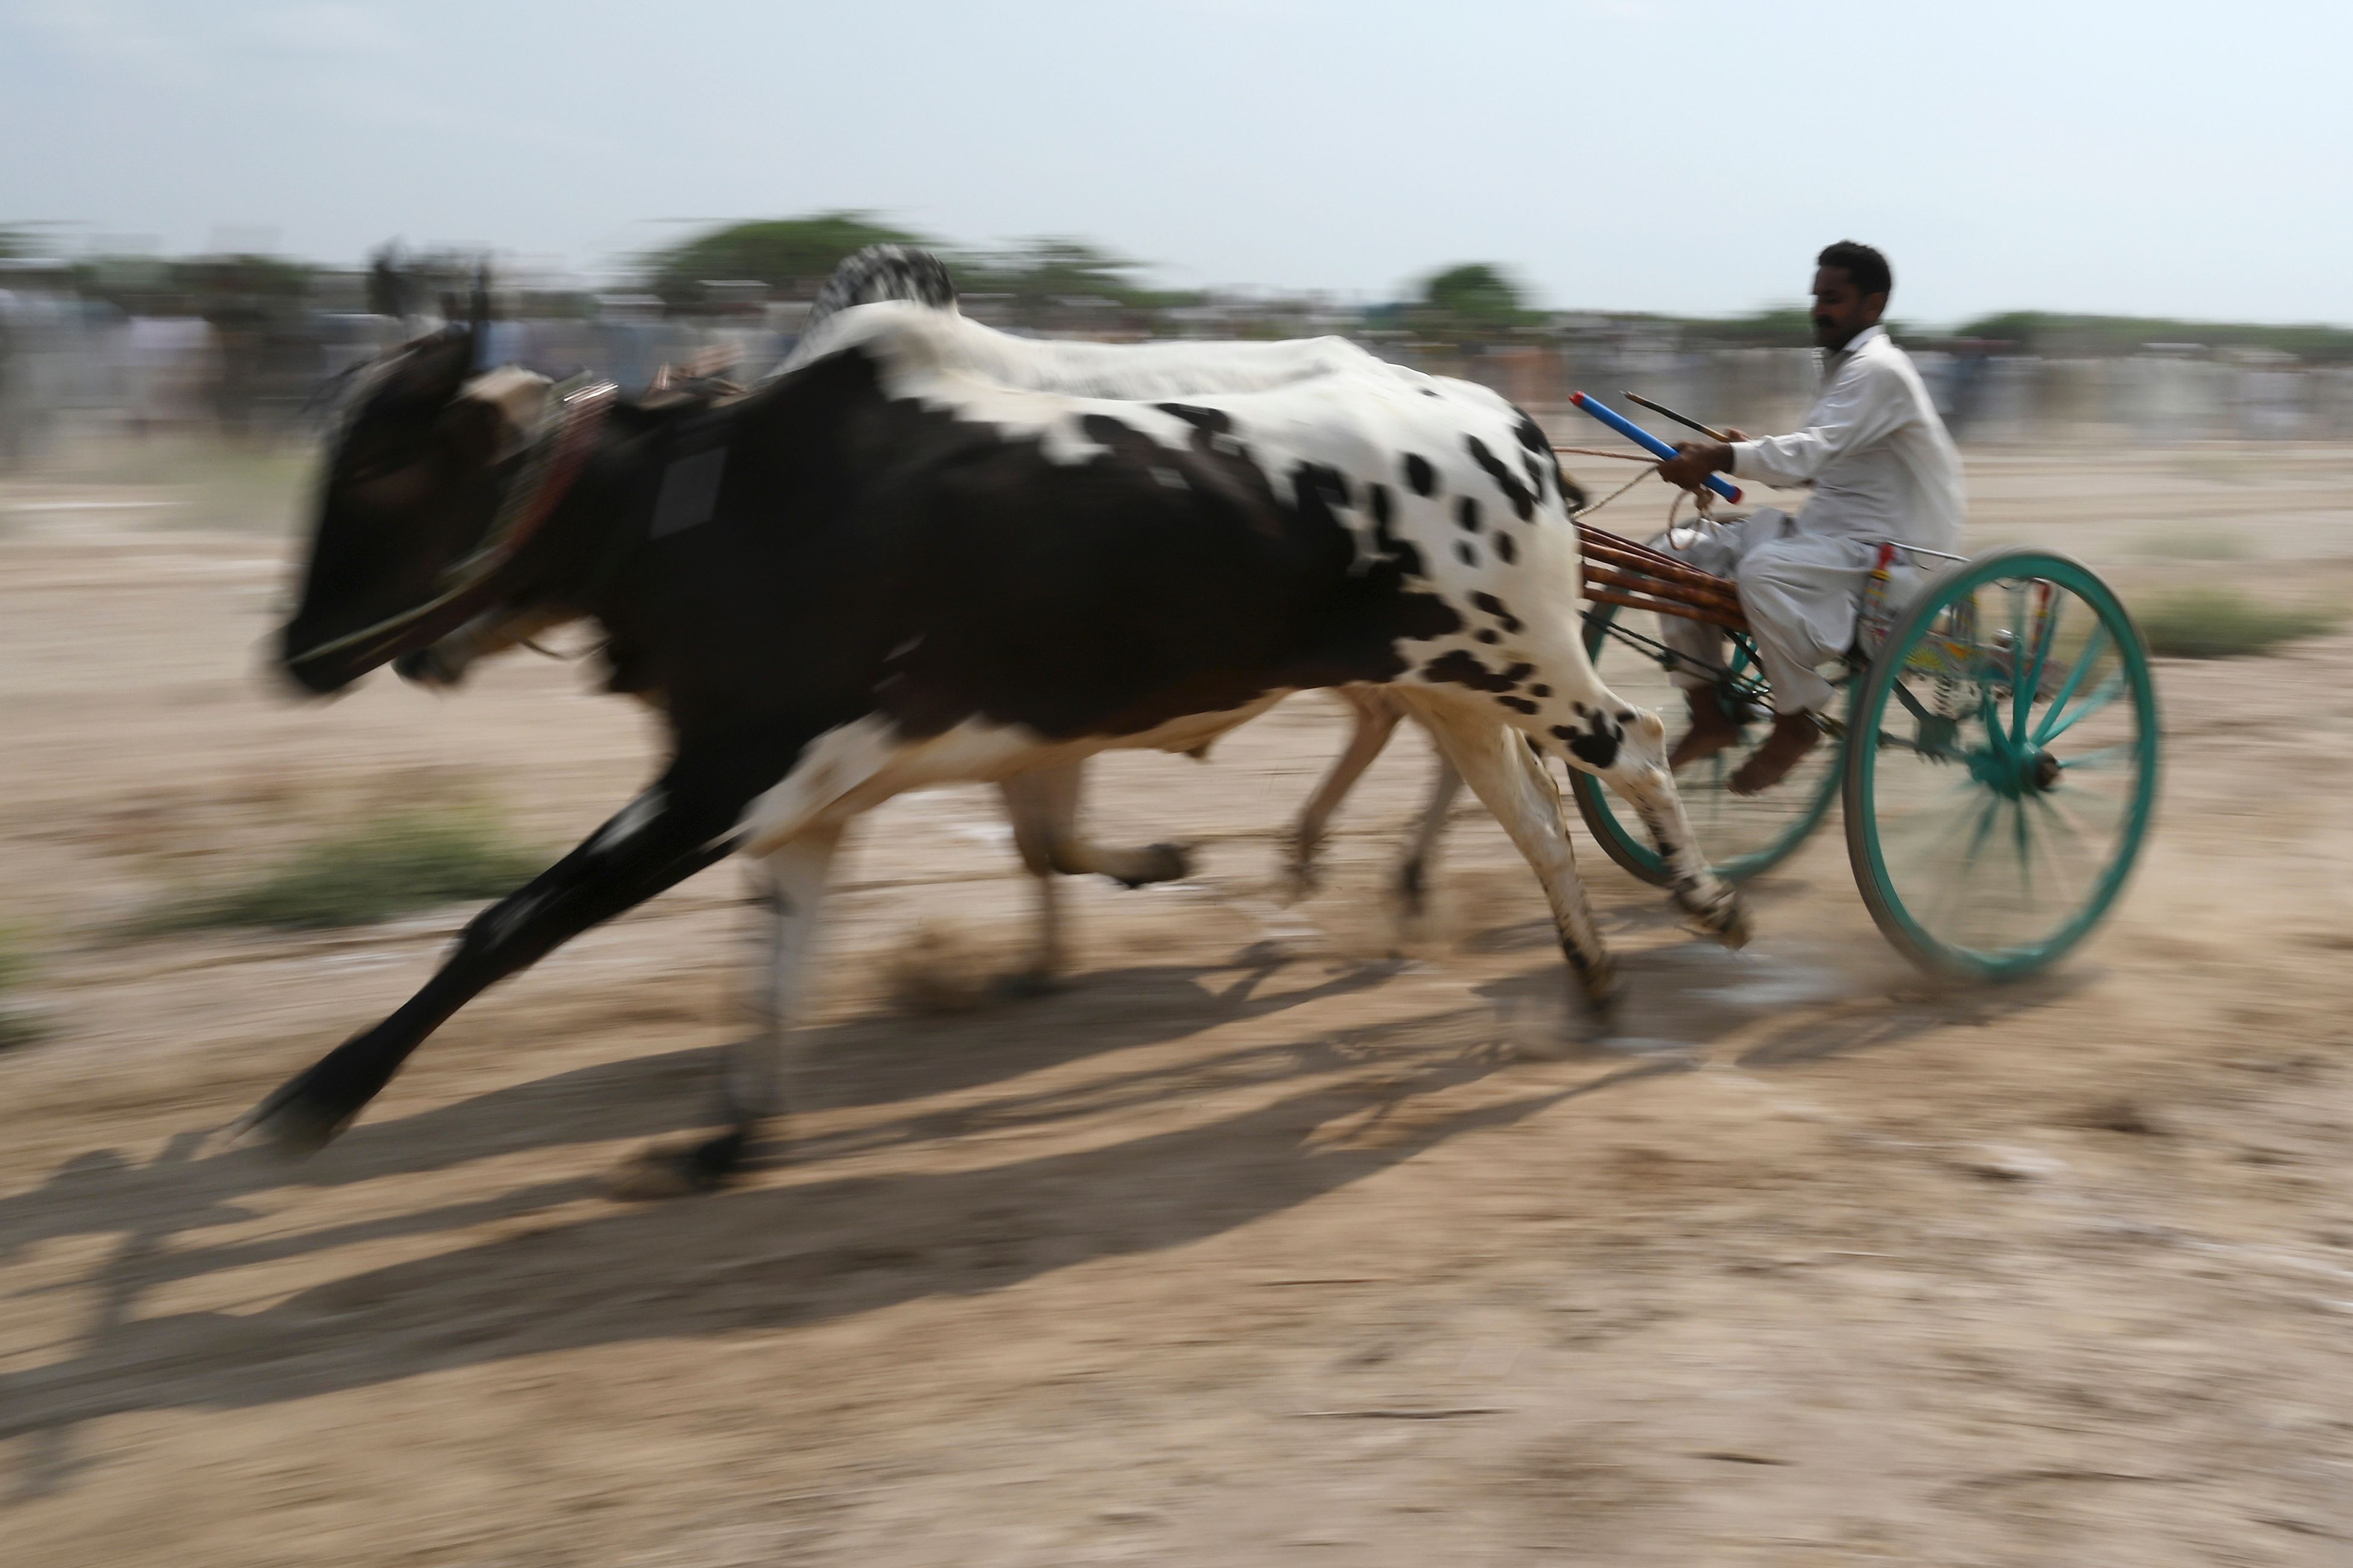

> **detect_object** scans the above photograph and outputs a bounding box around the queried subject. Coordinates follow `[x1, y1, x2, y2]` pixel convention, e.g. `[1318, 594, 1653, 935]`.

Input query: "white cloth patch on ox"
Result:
[652, 448, 729, 538]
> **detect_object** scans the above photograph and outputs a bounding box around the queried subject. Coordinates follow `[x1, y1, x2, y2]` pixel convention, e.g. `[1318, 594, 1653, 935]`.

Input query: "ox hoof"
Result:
[1392, 856, 1432, 919]
[238, 1068, 361, 1158]
[1115, 842, 1193, 889]
[1678, 884, 1751, 950]
[1279, 856, 1322, 906]
[607, 1130, 751, 1201]
[1708, 897, 1753, 951]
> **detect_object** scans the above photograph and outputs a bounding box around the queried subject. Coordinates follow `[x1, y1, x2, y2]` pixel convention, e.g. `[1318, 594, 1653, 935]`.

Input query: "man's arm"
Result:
[1726, 358, 1913, 487]
[1656, 357, 1911, 494]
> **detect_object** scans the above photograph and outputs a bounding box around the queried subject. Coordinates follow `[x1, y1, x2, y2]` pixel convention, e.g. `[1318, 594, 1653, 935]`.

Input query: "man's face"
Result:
[1811, 266, 1887, 352]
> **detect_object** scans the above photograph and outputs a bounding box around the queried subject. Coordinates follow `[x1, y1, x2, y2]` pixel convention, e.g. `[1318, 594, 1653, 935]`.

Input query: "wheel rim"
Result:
[1846, 549, 2159, 979]
[1570, 601, 1845, 884]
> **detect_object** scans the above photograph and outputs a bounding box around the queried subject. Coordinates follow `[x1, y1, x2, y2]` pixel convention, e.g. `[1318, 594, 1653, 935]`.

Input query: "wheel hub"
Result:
[1966, 743, 2062, 798]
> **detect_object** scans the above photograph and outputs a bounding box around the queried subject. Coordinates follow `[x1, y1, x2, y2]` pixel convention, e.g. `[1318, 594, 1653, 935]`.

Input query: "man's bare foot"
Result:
[1727, 711, 1821, 796]
[1668, 688, 1742, 771]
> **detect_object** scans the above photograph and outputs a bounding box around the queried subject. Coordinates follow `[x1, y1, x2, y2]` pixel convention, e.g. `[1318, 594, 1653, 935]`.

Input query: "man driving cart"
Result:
[1651, 241, 1964, 795]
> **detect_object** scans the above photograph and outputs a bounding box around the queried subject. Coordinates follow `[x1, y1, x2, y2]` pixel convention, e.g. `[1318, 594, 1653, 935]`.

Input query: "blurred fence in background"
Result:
[7, 275, 2351, 469]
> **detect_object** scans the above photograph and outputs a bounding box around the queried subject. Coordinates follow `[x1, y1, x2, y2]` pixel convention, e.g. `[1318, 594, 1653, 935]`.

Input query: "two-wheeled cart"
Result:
[1561, 394, 2159, 980]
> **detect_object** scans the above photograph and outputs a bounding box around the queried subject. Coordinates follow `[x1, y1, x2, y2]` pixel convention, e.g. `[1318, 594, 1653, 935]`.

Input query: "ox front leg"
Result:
[241, 743, 786, 1157]
[1406, 696, 1617, 1030]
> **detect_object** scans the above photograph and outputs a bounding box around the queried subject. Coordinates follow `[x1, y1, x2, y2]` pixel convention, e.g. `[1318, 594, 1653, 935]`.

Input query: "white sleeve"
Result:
[1729, 358, 1913, 487]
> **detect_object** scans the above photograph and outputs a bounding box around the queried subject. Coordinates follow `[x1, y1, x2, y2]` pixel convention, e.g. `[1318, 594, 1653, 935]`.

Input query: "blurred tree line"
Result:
[638, 211, 1204, 322]
[10, 209, 2351, 364]
[1944, 311, 2353, 363]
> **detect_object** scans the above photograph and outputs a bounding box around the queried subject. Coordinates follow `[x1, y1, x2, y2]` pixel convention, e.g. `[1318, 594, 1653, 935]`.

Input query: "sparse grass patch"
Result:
[131, 805, 546, 935]
[2141, 529, 2250, 561]
[0, 929, 48, 1049]
[2138, 586, 2343, 659]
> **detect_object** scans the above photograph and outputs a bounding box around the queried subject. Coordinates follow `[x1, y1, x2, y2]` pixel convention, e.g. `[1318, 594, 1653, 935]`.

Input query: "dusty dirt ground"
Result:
[7, 440, 2353, 1566]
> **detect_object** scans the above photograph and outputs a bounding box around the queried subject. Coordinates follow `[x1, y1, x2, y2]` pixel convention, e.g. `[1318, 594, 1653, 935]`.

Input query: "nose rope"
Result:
[286, 378, 617, 673]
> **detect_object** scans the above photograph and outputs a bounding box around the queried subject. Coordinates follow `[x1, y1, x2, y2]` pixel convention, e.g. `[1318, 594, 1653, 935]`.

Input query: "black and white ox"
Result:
[258, 248, 1747, 1189]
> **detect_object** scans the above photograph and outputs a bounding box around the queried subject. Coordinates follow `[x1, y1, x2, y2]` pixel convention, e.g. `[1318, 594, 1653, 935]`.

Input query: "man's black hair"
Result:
[1816, 240, 1892, 299]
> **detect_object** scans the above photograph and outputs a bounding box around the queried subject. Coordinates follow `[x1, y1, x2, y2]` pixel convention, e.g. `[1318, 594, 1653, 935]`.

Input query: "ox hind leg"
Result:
[1284, 686, 1464, 915]
[1395, 754, 1464, 918]
[998, 760, 1192, 992]
[1401, 692, 1618, 1025]
[1284, 687, 1402, 900]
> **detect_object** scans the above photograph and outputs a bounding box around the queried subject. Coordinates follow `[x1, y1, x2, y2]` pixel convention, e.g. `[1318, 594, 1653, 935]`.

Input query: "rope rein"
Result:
[1552, 440, 1720, 533]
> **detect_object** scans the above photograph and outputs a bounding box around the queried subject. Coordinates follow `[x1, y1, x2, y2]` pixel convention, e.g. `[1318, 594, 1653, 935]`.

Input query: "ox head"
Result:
[279, 324, 552, 695]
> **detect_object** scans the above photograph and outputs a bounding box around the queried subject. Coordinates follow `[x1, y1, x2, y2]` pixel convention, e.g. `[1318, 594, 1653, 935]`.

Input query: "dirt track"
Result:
[7, 443, 2353, 1565]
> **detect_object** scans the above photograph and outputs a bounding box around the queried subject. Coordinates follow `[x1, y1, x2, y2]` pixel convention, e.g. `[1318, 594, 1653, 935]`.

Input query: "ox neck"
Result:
[475, 392, 664, 624]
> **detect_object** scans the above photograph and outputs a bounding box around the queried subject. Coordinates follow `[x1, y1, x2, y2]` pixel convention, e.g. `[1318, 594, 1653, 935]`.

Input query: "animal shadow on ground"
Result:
[0, 1024, 1677, 1474]
[0, 906, 2086, 1487]
[0, 945, 1570, 1472]
[0, 952, 1400, 1283]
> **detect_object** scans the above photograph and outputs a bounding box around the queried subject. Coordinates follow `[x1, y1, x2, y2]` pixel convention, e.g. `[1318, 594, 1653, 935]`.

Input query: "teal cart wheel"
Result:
[1843, 546, 2159, 980]
[1568, 600, 1846, 887]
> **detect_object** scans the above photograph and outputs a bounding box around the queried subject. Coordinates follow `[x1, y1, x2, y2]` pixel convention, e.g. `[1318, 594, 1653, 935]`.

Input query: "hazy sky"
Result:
[5, 0, 2346, 324]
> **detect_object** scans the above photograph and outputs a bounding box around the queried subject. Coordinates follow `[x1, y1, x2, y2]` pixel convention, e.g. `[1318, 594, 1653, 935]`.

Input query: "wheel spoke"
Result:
[2056, 742, 2133, 772]
[2012, 796, 2032, 902]
[2038, 670, 2123, 745]
[2032, 620, 2113, 745]
[1977, 687, 2014, 766]
[1919, 792, 2004, 938]
[2026, 790, 2096, 912]
[2013, 588, 2062, 748]
[1875, 778, 1987, 882]
[2003, 582, 2029, 745]
[2038, 781, 2127, 843]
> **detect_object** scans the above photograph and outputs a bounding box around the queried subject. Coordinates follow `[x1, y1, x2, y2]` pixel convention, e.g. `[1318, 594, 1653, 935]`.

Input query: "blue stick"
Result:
[1568, 390, 1743, 505]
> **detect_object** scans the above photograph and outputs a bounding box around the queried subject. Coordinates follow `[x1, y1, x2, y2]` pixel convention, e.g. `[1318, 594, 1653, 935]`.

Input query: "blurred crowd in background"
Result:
[4, 211, 2351, 469]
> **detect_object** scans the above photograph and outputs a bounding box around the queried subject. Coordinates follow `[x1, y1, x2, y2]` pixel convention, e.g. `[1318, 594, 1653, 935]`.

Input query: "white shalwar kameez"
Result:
[1659, 324, 1965, 715]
